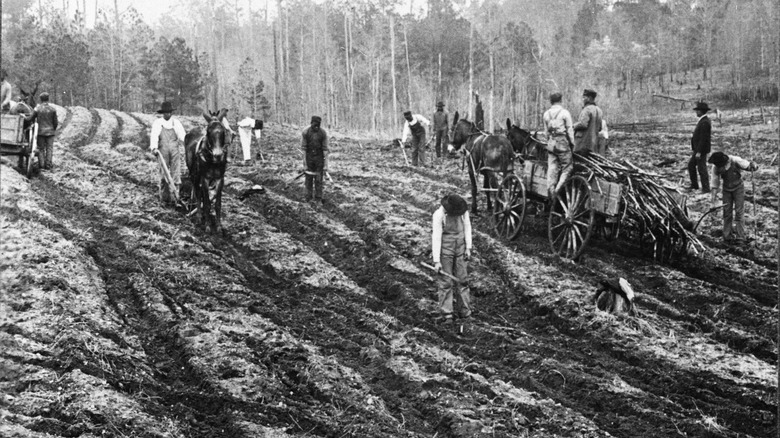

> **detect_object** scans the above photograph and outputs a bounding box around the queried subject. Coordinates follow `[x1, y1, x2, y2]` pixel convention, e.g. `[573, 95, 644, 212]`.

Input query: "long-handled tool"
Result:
[420, 261, 459, 282]
[748, 133, 757, 238]
[397, 139, 410, 166]
[156, 152, 185, 208]
[693, 204, 725, 233]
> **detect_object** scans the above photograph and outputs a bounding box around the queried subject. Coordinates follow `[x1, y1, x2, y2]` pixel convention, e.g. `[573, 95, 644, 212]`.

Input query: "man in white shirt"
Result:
[237, 117, 264, 165]
[432, 194, 473, 325]
[708, 151, 758, 245]
[150, 101, 186, 206]
[543, 92, 575, 198]
[402, 110, 431, 167]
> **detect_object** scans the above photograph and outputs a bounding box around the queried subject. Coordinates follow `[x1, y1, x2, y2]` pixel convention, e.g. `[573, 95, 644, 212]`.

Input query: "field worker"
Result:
[474, 92, 484, 130]
[708, 151, 758, 245]
[572, 88, 604, 155]
[543, 92, 575, 198]
[150, 101, 186, 207]
[432, 101, 449, 161]
[688, 101, 712, 194]
[27, 92, 58, 170]
[402, 110, 431, 167]
[0, 69, 12, 112]
[432, 193, 473, 325]
[237, 116, 264, 165]
[301, 115, 329, 203]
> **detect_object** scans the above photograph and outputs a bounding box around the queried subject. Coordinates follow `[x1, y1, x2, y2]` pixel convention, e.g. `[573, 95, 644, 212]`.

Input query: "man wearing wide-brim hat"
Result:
[688, 101, 712, 194]
[300, 115, 329, 203]
[431, 193, 473, 326]
[150, 101, 186, 206]
[432, 101, 449, 162]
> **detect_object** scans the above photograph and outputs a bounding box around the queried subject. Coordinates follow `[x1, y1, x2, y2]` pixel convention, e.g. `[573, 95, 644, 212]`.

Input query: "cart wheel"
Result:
[548, 175, 595, 260]
[491, 174, 526, 240]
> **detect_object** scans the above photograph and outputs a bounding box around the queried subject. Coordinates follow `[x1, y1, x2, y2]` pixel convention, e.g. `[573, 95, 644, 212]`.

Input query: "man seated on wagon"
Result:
[1, 69, 13, 113]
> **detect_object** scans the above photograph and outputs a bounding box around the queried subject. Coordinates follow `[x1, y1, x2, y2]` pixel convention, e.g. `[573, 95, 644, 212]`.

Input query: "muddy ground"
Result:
[0, 105, 776, 437]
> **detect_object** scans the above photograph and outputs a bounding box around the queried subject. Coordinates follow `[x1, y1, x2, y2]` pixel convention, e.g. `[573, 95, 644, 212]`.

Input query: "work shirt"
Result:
[691, 114, 711, 154]
[431, 206, 472, 264]
[433, 110, 449, 131]
[150, 117, 186, 151]
[712, 155, 756, 192]
[301, 126, 329, 162]
[237, 117, 263, 139]
[31, 102, 58, 136]
[0, 80, 12, 110]
[543, 104, 574, 140]
[572, 103, 603, 154]
[401, 114, 431, 143]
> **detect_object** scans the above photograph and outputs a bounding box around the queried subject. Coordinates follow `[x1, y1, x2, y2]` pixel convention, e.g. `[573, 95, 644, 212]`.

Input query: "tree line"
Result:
[1, 0, 777, 133]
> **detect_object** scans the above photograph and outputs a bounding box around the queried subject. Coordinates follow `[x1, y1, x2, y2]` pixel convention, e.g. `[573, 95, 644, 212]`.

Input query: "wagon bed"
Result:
[1, 113, 37, 176]
[489, 155, 690, 262]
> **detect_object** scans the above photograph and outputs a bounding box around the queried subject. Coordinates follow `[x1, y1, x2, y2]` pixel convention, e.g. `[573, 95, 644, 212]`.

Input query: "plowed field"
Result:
[1, 105, 776, 437]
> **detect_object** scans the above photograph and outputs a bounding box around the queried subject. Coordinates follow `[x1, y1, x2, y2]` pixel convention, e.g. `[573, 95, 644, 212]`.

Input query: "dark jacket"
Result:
[433, 110, 449, 131]
[32, 103, 58, 136]
[573, 103, 603, 154]
[301, 127, 328, 162]
[691, 115, 711, 154]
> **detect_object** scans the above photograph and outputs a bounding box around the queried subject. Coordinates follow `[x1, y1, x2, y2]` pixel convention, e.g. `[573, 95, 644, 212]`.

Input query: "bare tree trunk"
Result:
[300, 20, 305, 124]
[489, 48, 494, 133]
[438, 53, 442, 97]
[390, 15, 397, 126]
[468, 20, 474, 120]
[344, 12, 351, 126]
[273, 20, 279, 120]
[114, 0, 123, 110]
[209, 0, 219, 110]
[403, 22, 412, 109]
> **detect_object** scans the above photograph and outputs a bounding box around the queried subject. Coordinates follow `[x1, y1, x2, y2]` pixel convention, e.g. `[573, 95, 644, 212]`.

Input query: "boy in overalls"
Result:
[432, 194, 473, 325]
[708, 151, 758, 245]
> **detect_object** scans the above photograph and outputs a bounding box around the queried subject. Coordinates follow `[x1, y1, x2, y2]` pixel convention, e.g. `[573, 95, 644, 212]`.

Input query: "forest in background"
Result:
[1, 0, 778, 134]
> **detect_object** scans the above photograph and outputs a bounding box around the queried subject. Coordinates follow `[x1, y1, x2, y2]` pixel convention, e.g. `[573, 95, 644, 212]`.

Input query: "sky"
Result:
[55, 0, 429, 28]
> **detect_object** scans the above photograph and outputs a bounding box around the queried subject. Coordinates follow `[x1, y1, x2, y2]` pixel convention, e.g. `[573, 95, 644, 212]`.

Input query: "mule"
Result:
[449, 112, 515, 214]
[185, 108, 229, 233]
[504, 119, 547, 161]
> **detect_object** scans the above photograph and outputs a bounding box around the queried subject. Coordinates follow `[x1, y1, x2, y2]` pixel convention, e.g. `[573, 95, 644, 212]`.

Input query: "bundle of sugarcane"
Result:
[574, 152, 704, 255]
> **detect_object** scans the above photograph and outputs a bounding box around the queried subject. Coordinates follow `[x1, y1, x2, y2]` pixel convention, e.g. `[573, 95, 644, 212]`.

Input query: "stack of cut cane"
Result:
[574, 152, 704, 258]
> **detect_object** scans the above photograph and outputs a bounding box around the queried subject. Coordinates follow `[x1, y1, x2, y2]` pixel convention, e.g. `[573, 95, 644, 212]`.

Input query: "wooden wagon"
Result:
[488, 152, 691, 262]
[1, 113, 38, 177]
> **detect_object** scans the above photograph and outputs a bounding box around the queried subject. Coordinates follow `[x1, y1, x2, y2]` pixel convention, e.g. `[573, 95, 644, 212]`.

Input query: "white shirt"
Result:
[237, 117, 262, 139]
[150, 117, 186, 151]
[401, 114, 431, 143]
[431, 206, 472, 264]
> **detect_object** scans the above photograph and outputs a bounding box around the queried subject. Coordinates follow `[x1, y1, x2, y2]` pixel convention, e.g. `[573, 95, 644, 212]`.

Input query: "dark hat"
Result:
[39, 92, 50, 101]
[253, 119, 264, 130]
[436, 101, 444, 108]
[549, 92, 562, 103]
[707, 151, 728, 166]
[156, 101, 174, 113]
[311, 115, 321, 124]
[583, 89, 597, 99]
[693, 101, 710, 112]
[441, 194, 468, 216]
[403, 110, 412, 118]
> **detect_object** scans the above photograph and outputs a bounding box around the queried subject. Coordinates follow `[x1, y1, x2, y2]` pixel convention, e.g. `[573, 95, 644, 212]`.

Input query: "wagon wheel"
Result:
[19, 129, 35, 178]
[491, 174, 526, 241]
[548, 175, 595, 260]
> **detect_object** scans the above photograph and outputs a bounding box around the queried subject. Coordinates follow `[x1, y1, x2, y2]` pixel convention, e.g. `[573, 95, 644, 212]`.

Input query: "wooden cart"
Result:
[1, 114, 38, 177]
[489, 155, 688, 262]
